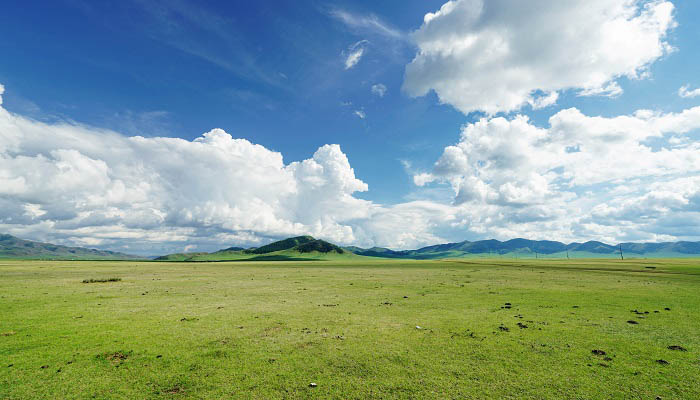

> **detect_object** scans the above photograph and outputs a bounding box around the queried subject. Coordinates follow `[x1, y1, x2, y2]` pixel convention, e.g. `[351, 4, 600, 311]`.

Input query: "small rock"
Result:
[40, 365, 48, 369]
[592, 349, 606, 356]
[664, 307, 671, 311]
[626, 320, 639, 325]
[309, 382, 317, 388]
[656, 359, 669, 365]
[156, 355, 163, 358]
[667, 345, 687, 351]
[403, 296, 408, 299]
[498, 325, 509, 332]
[415, 326, 422, 330]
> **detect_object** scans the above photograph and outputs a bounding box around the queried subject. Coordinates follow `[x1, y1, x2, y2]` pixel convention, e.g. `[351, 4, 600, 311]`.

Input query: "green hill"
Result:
[0, 234, 141, 260]
[156, 236, 353, 262]
[245, 236, 316, 254]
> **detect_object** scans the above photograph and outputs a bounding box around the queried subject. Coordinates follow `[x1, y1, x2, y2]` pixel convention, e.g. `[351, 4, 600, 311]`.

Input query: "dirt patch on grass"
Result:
[107, 352, 129, 364]
[97, 351, 131, 366]
[166, 386, 184, 394]
[82, 278, 121, 283]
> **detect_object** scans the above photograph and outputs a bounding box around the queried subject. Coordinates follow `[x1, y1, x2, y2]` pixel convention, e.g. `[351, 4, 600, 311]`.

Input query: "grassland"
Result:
[1, 258, 699, 399]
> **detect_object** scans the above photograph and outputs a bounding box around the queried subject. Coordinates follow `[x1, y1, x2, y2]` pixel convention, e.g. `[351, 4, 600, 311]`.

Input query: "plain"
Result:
[1, 258, 699, 399]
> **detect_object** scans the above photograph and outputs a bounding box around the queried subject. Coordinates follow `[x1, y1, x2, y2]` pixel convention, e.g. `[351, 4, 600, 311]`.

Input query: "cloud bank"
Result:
[1, 83, 698, 254]
[415, 106, 700, 243]
[403, 0, 676, 115]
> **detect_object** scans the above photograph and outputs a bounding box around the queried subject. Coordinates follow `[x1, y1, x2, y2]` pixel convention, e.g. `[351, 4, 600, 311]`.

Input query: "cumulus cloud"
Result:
[343, 40, 368, 69]
[354, 110, 366, 119]
[1, 84, 698, 254]
[403, 0, 676, 114]
[371, 83, 387, 97]
[679, 85, 700, 98]
[415, 105, 700, 243]
[0, 91, 382, 253]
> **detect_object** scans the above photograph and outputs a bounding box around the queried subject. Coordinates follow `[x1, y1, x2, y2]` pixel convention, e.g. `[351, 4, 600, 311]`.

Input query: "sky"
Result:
[0, 0, 699, 255]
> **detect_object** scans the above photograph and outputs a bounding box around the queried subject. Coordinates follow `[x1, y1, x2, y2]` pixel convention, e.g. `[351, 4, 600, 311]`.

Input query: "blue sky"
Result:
[0, 0, 699, 254]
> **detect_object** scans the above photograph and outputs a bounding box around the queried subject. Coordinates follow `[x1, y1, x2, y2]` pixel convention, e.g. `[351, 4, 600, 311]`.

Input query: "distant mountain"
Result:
[157, 236, 700, 262]
[155, 236, 350, 262]
[0, 234, 141, 260]
[350, 238, 700, 259]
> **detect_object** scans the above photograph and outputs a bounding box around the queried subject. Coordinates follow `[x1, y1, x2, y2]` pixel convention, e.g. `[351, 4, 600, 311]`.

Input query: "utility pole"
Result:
[619, 244, 624, 260]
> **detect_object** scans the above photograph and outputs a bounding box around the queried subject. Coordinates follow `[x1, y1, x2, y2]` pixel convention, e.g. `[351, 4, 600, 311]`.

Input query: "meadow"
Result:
[1, 258, 699, 399]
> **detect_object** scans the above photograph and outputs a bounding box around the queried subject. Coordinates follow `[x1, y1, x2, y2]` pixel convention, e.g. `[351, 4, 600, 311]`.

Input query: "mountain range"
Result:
[0, 234, 142, 260]
[2, 233, 700, 261]
[347, 238, 700, 259]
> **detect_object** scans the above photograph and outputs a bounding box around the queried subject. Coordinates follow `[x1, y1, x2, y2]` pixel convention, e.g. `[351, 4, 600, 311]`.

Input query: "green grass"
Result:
[1, 258, 699, 399]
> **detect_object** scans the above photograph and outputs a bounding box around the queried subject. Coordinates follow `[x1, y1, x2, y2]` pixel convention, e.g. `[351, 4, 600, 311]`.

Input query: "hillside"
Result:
[155, 236, 353, 261]
[0, 234, 141, 260]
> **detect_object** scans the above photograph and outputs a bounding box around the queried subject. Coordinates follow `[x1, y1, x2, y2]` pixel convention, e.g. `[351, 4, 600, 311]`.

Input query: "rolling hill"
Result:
[0, 234, 142, 260]
[154, 236, 353, 262]
[157, 236, 700, 261]
[350, 238, 700, 259]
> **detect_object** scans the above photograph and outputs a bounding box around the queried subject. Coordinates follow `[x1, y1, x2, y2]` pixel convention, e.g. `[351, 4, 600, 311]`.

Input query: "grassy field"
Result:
[1, 258, 699, 399]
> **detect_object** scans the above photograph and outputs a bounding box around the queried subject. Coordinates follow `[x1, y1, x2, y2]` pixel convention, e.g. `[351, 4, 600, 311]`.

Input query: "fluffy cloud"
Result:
[403, 0, 676, 114]
[344, 40, 368, 69]
[679, 85, 700, 98]
[415, 105, 700, 243]
[371, 83, 387, 97]
[1, 85, 698, 254]
[0, 90, 383, 253]
[354, 110, 366, 119]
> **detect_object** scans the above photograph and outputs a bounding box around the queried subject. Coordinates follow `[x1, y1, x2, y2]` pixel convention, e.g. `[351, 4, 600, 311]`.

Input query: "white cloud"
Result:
[1, 85, 698, 254]
[414, 105, 700, 243]
[371, 83, 387, 97]
[679, 85, 700, 98]
[403, 0, 676, 114]
[344, 40, 368, 69]
[330, 9, 403, 39]
[354, 110, 366, 119]
[0, 83, 4, 105]
[0, 92, 380, 254]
